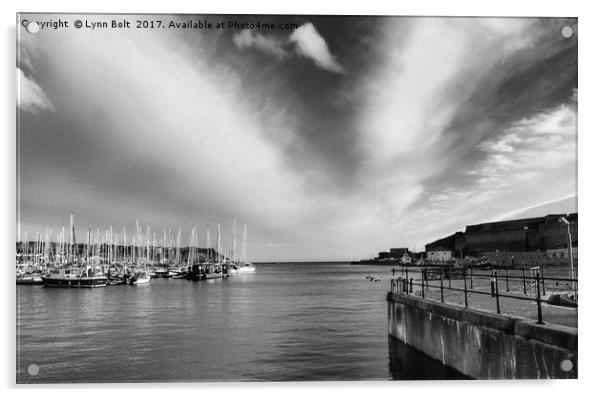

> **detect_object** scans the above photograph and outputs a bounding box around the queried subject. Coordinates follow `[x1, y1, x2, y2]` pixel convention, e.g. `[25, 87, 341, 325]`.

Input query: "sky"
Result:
[17, 15, 577, 261]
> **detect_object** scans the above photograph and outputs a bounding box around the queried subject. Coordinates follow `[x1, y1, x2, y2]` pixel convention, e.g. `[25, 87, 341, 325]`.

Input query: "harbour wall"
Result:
[387, 292, 577, 379]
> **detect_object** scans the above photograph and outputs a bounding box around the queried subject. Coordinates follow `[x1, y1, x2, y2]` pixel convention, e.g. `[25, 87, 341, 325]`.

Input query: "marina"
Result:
[16, 214, 256, 288]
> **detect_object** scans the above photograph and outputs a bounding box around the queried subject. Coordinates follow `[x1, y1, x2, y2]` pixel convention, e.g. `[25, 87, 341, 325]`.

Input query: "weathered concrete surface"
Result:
[387, 292, 577, 379]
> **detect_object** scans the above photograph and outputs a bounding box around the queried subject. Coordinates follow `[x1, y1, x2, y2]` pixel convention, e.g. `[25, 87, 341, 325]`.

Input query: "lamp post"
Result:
[558, 216, 575, 291]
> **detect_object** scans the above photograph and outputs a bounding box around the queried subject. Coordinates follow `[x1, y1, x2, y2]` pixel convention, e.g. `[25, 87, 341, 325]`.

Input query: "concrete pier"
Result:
[387, 292, 577, 379]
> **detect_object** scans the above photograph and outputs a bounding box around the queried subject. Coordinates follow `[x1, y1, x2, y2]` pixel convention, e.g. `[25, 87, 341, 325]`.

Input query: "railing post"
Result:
[440, 267, 444, 303]
[490, 274, 496, 297]
[505, 266, 510, 292]
[410, 278, 413, 294]
[522, 267, 527, 295]
[425, 268, 429, 288]
[421, 268, 425, 298]
[463, 268, 468, 307]
[470, 267, 473, 289]
[536, 271, 544, 324]
[541, 267, 546, 296]
[494, 271, 501, 314]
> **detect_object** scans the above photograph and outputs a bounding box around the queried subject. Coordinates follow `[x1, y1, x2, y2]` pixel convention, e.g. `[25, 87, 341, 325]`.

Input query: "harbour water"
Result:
[16, 262, 466, 383]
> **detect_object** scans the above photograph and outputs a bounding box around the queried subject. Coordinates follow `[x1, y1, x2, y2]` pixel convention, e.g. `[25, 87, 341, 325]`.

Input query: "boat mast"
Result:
[176, 228, 181, 265]
[61, 225, 65, 265]
[135, 220, 140, 266]
[241, 224, 247, 264]
[110, 225, 113, 265]
[87, 229, 91, 264]
[122, 226, 127, 263]
[146, 223, 151, 265]
[232, 216, 237, 265]
[163, 229, 167, 264]
[216, 223, 222, 264]
[68, 213, 74, 264]
[152, 232, 157, 264]
[206, 229, 212, 263]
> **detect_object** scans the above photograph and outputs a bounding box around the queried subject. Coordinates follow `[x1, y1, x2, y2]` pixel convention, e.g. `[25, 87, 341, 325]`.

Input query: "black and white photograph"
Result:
[15, 11, 578, 384]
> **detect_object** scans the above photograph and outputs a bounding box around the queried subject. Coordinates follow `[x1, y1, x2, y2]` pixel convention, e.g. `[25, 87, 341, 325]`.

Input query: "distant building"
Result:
[390, 248, 409, 258]
[426, 250, 453, 262]
[425, 232, 466, 261]
[465, 213, 577, 255]
[378, 251, 391, 259]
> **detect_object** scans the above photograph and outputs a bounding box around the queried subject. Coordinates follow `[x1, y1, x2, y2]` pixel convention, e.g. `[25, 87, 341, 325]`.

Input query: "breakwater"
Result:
[387, 292, 577, 379]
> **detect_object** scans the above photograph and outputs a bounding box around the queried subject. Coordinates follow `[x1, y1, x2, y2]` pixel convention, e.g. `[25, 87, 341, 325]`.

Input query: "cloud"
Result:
[232, 29, 288, 60]
[352, 18, 576, 249]
[475, 102, 576, 180]
[17, 68, 55, 114]
[289, 23, 344, 73]
[232, 23, 344, 74]
[18, 15, 576, 260]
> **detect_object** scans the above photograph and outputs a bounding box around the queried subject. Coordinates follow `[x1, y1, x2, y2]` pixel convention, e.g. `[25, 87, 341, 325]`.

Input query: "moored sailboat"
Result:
[237, 224, 256, 274]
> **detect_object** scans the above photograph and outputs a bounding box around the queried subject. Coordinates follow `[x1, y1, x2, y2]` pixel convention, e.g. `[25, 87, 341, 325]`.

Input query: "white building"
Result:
[426, 250, 453, 262]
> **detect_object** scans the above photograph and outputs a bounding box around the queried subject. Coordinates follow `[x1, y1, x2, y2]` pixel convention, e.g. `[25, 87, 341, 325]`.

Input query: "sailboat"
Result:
[201, 224, 224, 280]
[237, 224, 256, 274]
[226, 217, 239, 275]
[169, 228, 189, 278]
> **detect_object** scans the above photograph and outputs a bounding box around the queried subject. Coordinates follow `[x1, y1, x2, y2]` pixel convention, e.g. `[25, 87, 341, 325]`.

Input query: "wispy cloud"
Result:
[351, 17, 576, 248]
[475, 101, 576, 183]
[289, 23, 344, 73]
[232, 29, 288, 60]
[17, 68, 55, 114]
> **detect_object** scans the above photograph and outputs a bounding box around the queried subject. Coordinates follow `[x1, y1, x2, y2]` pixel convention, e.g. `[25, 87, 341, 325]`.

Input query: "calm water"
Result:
[16, 262, 466, 383]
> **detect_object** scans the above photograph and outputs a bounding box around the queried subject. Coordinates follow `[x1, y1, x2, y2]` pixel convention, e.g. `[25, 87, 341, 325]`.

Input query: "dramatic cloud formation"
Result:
[289, 23, 344, 73]
[17, 15, 577, 260]
[17, 68, 54, 114]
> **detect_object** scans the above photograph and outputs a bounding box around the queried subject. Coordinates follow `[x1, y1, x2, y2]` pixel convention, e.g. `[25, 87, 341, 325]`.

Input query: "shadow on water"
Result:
[388, 336, 470, 380]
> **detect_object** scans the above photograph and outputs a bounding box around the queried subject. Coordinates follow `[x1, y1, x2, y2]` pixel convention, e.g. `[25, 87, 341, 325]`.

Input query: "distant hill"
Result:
[502, 195, 577, 220]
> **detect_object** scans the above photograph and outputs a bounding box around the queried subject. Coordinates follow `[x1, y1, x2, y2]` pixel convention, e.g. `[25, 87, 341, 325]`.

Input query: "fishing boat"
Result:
[190, 224, 225, 280]
[203, 263, 224, 280]
[41, 266, 108, 288]
[128, 269, 151, 285]
[189, 263, 223, 280]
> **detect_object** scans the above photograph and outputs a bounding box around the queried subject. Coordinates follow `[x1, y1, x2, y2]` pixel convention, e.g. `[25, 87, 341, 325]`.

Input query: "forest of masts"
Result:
[17, 214, 249, 267]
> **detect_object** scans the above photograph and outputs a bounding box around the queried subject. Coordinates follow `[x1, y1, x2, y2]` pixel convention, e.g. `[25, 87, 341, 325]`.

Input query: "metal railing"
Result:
[390, 266, 578, 325]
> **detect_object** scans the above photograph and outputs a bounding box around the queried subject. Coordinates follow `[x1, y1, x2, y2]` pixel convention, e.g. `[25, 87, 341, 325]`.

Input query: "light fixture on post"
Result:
[558, 216, 575, 292]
